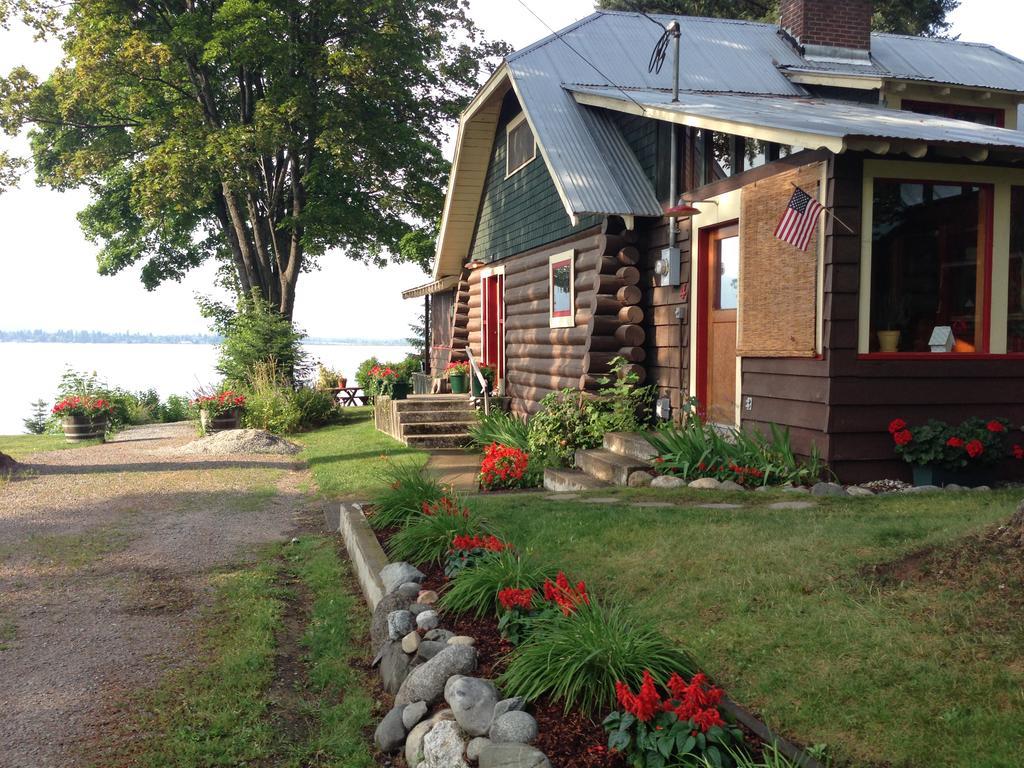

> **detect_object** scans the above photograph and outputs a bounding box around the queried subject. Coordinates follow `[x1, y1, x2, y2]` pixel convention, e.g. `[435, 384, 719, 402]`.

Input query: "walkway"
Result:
[425, 448, 480, 492]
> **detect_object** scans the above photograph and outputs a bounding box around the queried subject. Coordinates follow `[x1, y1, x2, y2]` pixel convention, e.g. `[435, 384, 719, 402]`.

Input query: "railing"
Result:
[465, 348, 491, 416]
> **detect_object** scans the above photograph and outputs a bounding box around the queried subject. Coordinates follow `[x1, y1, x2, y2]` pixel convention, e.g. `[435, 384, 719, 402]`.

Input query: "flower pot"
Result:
[201, 407, 242, 433]
[912, 464, 993, 488]
[337, 377, 347, 389]
[471, 374, 491, 397]
[877, 329, 901, 353]
[62, 414, 106, 443]
[391, 381, 410, 401]
[449, 373, 468, 394]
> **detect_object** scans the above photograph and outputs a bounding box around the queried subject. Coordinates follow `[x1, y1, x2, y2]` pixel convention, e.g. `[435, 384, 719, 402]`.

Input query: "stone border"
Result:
[334, 503, 825, 768]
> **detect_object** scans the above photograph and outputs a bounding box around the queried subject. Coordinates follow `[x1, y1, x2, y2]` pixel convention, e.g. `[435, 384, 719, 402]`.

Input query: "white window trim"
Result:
[505, 112, 537, 179]
[548, 250, 576, 329]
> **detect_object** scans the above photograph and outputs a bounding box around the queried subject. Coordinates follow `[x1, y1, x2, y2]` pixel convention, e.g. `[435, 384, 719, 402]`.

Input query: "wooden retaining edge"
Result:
[335, 502, 388, 612]
[330, 506, 824, 768]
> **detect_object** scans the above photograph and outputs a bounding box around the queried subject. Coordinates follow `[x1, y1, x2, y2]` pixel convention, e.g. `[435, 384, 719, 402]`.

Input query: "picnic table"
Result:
[328, 387, 369, 407]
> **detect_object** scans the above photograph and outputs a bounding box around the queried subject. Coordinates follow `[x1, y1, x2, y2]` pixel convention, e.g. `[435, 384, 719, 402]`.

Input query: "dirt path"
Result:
[0, 423, 321, 768]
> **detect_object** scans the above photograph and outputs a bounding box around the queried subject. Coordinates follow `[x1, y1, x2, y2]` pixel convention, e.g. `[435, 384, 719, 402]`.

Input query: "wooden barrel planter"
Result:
[200, 408, 242, 434]
[62, 415, 107, 443]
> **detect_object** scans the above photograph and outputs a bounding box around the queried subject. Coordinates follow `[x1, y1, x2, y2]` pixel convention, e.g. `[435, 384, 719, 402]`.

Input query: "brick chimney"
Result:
[780, 0, 873, 61]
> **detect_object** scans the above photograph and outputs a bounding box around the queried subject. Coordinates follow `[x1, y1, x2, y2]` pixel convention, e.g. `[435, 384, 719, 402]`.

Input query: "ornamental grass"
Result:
[368, 463, 447, 530]
[386, 499, 490, 566]
[499, 598, 697, 716]
[468, 410, 531, 452]
[439, 550, 555, 618]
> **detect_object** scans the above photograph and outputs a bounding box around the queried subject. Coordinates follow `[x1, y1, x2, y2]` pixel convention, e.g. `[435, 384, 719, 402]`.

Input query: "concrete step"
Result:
[575, 448, 651, 486]
[395, 395, 471, 411]
[399, 408, 477, 424]
[402, 421, 475, 436]
[603, 431, 659, 462]
[405, 433, 473, 450]
[543, 468, 609, 492]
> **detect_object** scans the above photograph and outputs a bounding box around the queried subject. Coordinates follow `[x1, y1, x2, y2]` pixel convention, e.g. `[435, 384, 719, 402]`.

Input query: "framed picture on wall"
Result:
[549, 250, 575, 328]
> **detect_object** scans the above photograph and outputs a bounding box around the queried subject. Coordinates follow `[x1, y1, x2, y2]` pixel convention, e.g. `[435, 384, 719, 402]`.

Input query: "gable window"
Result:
[900, 100, 1004, 127]
[548, 251, 575, 328]
[506, 113, 536, 177]
[869, 179, 991, 353]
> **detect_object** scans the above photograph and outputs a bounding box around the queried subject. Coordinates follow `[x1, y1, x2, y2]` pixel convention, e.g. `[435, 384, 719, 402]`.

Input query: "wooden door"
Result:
[704, 224, 739, 425]
[482, 273, 505, 380]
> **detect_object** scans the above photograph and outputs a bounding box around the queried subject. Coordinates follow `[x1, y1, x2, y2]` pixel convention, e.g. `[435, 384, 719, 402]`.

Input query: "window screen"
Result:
[506, 116, 536, 176]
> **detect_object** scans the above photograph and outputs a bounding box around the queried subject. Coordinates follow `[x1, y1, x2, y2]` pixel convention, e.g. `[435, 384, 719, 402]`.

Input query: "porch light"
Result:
[664, 199, 719, 218]
[465, 259, 487, 270]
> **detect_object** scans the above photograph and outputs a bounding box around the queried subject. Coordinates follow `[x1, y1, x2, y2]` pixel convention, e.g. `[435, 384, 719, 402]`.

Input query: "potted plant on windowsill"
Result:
[52, 395, 115, 443]
[194, 390, 246, 433]
[445, 361, 470, 394]
[877, 297, 909, 353]
[889, 416, 1013, 486]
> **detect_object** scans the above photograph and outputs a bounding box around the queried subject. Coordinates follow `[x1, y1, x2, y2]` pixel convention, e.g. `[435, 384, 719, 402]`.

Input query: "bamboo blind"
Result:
[736, 163, 824, 358]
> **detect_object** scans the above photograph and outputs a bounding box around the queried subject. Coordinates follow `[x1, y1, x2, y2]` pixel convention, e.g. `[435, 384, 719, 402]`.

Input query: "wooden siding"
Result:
[429, 290, 454, 376]
[468, 92, 601, 264]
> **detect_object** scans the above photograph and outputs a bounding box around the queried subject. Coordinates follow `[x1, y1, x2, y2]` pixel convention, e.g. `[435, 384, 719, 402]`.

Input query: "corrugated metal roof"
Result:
[569, 86, 1024, 153]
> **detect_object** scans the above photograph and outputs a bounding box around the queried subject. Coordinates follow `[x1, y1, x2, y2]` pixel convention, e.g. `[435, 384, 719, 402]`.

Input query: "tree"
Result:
[596, 0, 960, 37]
[0, 0, 508, 318]
[22, 399, 48, 434]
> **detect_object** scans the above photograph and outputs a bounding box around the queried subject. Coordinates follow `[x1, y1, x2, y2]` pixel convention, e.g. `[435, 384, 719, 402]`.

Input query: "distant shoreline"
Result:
[0, 334, 408, 346]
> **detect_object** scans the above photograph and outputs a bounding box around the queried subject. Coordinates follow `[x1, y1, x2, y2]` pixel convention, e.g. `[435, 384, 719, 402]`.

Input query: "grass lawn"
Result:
[294, 407, 427, 499]
[470, 487, 1024, 768]
[0, 433, 98, 460]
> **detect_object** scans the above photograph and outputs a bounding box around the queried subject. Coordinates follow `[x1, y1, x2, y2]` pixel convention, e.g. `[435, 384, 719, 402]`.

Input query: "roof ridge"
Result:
[595, 9, 776, 28]
[505, 11, 607, 63]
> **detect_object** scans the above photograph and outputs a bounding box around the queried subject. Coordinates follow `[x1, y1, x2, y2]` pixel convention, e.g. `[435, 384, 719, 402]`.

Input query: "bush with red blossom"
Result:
[479, 442, 531, 491]
[52, 395, 116, 421]
[889, 416, 1014, 470]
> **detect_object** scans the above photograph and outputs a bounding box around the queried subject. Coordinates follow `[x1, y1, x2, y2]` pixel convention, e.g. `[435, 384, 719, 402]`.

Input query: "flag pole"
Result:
[791, 182, 856, 235]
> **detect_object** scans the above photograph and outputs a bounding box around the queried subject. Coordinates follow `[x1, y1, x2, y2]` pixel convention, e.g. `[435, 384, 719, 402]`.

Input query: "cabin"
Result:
[401, 0, 1024, 482]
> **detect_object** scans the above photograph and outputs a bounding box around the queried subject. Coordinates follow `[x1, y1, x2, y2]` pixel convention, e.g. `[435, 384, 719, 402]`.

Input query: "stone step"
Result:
[395, 397, 474, 413]
[603, 431, 659, 462]
[402, 421, 475, 436]
[543, 468, 609, 492]
[575, 448, 651, 486]
[398, 408, 477, 424]
[405, 433, 472, 450]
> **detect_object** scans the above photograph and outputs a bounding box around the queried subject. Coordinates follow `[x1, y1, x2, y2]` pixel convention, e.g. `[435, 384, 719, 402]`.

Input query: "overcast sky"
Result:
[0, 0, 1018, 339]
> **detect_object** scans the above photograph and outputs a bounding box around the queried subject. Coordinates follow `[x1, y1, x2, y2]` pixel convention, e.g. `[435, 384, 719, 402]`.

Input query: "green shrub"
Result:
[500, 598, 696, 716]
[354, 356, 382, 394]
[469, 410, 531, 452]
[368, 463, 447, 530]
[157, 395, 193, 423]
[387, 500, 490, 565]
[241, 362, 302, 434]
[23, 400, 49, 434]
[293, 387, 338, 430]
[218, 293, 308, 386]
[439, 550, 554, 618]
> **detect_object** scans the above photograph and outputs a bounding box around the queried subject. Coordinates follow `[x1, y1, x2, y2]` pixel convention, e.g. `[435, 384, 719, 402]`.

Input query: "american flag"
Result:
[774, 186, 824, 251]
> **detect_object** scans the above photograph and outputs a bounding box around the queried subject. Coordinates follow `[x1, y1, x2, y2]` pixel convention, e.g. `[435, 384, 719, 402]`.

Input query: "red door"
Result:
[482, 273, 505, 380]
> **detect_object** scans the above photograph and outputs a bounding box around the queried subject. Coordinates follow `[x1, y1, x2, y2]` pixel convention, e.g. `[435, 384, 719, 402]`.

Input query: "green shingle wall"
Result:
[609, 111, 669, 202]
[469, 109, 602, 263]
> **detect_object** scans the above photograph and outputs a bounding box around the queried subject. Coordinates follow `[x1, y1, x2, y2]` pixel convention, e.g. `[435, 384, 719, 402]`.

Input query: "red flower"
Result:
[946, 437, 964, 448]
[893, 429, 913, 446]
[986, 420, 1006, 433]
[888, 418, 907, 435]
[693, 707, 725, 732]
[615, 670, 661, 722]
[1014, 444, 1024, 460]
[542, 571, 589, 616]
[497, 587, 534, 611]
[966, 439, 984, 458]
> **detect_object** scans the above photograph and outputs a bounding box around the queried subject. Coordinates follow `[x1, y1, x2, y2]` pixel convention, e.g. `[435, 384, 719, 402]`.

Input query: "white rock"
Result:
[651, 475, 686, 489]
[688, 477, 722, 490]
[422, 720, 469, 768]
[448, 635, 476, 646]
[402, 631, 421, 654]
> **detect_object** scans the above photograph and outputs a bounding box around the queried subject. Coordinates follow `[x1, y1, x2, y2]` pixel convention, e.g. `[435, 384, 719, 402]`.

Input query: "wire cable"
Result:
[648, 25, 673, 74]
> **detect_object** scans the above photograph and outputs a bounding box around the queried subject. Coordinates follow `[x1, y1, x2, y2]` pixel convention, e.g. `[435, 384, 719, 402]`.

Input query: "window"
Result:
[548, 251, 575, 328]
[716, 235, 740, 310]
[869, 179, 990, 353]
[506, 113, 536, 177]
[900, 100, 1004, 127]
[1009, 188, 1024, 351]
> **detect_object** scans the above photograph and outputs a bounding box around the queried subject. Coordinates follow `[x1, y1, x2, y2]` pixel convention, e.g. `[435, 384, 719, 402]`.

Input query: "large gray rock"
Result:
[403, 700, 429, 730]
[492, 697, 526, 721]
[651, 475, 686, 489]
[380, 640, 414, 694]
[903, 484, 941, 494]
[409, 602, 433, 616]
[445, 676, 500, 737]
[381, 561, 426, 594]
[688, 477, 722, 490]
[416, 610, 440, 631]
[422, 720, 469, 768]
[489, 710, 539, 744]
[388, 610, 416, 640]
[479, 743, 552, 768]
[374, 706, 408, 753]
[417, 640, 446, 661]
[468, 736, 492, 762]
[846, 486, 875, 497]
[812, 481, 848, 497]
[627, 470, 654, 488]
[783, 485, 810, 494]
[371, 588, 419, 648]
[406, 719, 434, 768]
[425, 628, 455, 643]
[396, 644, 478, 706]
[718, 480, 745, 492]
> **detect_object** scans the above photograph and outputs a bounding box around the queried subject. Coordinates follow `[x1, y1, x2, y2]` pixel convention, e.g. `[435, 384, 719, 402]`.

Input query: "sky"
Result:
[0, 0, 1018, 340]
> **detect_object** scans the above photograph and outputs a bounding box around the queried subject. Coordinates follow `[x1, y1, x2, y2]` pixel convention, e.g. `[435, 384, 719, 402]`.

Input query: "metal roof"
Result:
[402, 274, 460, 300]
[569, 86, 1024, 155]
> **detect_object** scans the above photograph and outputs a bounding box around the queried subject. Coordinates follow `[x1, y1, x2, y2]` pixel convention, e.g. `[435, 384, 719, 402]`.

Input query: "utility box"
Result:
[655, 246, 681, 287]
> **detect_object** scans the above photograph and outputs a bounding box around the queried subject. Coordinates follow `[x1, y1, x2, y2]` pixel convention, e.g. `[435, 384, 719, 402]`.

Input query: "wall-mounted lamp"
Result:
[664, 199, 719, 218]
[465, 259, 486, 270]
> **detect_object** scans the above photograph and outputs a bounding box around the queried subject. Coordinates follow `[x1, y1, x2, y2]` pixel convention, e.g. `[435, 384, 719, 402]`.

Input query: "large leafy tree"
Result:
[597, 0, 960, 37]
[0, 0, 507, 318]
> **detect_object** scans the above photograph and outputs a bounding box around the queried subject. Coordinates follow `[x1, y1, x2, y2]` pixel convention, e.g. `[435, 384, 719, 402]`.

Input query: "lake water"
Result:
[0, 342, 414, 435]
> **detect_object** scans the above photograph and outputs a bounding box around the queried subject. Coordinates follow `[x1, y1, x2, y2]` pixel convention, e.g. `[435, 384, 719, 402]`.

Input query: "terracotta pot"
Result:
[337, 376, 348, 389]
[877, 330, 901, 353]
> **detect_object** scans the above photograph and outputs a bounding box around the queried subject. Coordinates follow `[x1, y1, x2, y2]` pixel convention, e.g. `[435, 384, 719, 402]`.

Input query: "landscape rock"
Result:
[846, 486, 874, 497]
[904, 485, 941, 493]
[425, 628, 455, 643]
[380, 562, 426, 594]
[974, 485, 992, 492]
[943, 483, 966, 492]
[492, 697, 526, 720]
[445, 676, 500, 737]
[479, 743, 552, 768]
[372, 590, 418, 648]
[388, 610, 416, 640]
[418, 589, 439, 605]
[409, 602, 433, 616]
[688, 477, 722, 490]
[406, 720, 434, 768]
[811, 481, 848, 497]
[422, 720, 469, 768]
[374, 706, 408, 753]
[403, 700, 429, 730]
[417, 640, 446, 661]
[782, 485, 810, 494]
[489, 711, 539, 744]
[395, 645, 478, 706]
[380, 641, 414, 694]
[448, 635, 476, 646]
[651, 475, 686, 489]
[399, 581, 424, 597]
[467, 736, 492, 762]
[627, 470, 654, 488]
[432, 708, 456, 722]
[767, 501, 815, 510]
[402, 631, 421, 654]
[416, 610, 440, 631]
[717, 480, 745, 492]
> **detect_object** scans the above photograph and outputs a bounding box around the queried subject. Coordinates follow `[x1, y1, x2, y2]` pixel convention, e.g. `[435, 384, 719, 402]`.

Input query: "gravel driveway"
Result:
[0, 423, 316, 767]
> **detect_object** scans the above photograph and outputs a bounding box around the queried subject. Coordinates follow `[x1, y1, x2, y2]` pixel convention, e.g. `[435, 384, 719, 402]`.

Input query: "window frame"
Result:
[505, 112, 537, 179]
[548, 250, 575, 329]
[900, 99, 1005, 128]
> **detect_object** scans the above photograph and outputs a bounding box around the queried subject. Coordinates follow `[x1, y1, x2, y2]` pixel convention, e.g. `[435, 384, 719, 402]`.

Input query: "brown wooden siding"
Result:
[429, 290, 454, 376]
